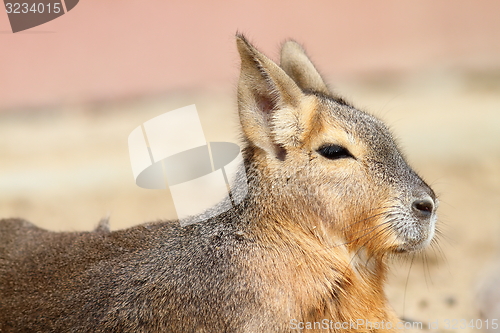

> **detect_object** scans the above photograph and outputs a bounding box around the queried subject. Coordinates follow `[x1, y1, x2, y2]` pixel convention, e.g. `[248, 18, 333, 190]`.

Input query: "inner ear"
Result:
[255, 93, 277, 121]
[254, 93, 288, 161]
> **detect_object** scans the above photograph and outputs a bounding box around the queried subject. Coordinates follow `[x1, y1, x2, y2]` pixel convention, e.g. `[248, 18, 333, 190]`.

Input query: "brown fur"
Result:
[0, 34, 437, 332]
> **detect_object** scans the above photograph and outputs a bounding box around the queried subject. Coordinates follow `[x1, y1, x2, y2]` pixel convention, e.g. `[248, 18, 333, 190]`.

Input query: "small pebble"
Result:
[418, 299, 428, 309]
[445, 296, 457, 307]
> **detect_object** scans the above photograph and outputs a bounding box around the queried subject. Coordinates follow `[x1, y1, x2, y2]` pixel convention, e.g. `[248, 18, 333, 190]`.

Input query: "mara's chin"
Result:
[392, 236, 434, 253]
[391, 221, 436, 254]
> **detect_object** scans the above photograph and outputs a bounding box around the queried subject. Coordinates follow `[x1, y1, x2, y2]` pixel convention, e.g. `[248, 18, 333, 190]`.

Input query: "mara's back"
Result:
[0, 35, 438, 333]
[0, 216, 264, 331]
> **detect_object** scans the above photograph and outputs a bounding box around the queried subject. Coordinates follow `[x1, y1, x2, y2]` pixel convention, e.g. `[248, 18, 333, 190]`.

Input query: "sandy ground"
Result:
[1, 73, 500, 332]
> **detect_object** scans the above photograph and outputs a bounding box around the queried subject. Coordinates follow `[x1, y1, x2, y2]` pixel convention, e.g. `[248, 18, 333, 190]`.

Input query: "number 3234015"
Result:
[443, 319, 498, 330]
[5, 3, 62, 14]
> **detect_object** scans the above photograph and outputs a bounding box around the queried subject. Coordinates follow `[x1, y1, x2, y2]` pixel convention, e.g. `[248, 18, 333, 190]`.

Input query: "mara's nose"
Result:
[412, 196, 435, 219]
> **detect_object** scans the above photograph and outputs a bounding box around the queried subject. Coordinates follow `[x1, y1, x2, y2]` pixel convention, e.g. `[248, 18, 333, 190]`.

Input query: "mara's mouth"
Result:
[389, 206, 438, 252]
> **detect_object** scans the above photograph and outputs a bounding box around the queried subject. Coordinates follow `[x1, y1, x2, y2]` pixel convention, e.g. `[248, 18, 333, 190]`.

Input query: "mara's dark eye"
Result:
[317, 144, 353, 160]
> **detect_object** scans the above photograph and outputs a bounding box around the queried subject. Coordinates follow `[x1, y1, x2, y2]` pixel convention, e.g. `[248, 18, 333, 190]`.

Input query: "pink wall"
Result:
[1, 0, 500, 110]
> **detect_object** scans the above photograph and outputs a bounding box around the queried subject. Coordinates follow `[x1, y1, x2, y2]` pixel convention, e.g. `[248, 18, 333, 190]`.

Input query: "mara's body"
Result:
[0, 35, 437, 332]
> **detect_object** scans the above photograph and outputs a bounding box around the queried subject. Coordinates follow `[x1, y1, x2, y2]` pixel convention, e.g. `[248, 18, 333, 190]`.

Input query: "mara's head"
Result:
[236, 34, 437, 256]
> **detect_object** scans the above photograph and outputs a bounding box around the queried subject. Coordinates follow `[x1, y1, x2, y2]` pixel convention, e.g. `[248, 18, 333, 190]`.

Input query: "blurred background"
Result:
[1, 1, 500, 331]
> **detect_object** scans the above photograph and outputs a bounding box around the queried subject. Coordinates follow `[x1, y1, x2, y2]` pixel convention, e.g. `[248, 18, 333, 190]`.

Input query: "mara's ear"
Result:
[236, 34, 309, 160]
[280, 40, 330, 95]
